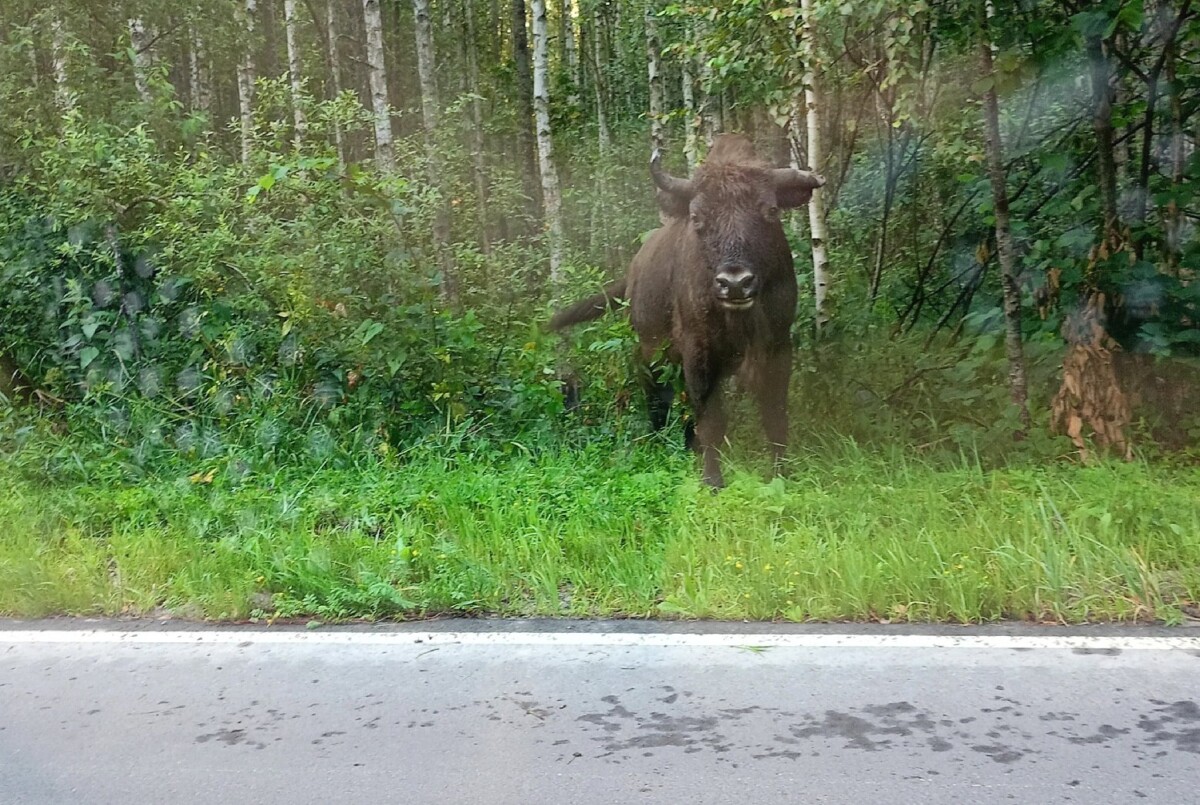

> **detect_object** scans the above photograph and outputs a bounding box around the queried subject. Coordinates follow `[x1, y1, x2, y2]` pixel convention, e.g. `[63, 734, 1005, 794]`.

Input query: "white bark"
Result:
[362, 0, 394, 171]
[798, 0, 829, 332]
[127, 17, 152, 103]
[681, 33, 697, 172]
[284, 0, 307, 147]
[696, 17, 721, 143]
[464, 0, 491, 253]
[561, 0, 579, 103]
[532, 0, 565, 284]
[323, 1, 346, 172]
[237, 0, 258, 165]
[412, 0, 455, 299]
[591, 4, 610, 153]
[644, 3, 664, 152]
[50, 15, 73, 113]
[189, 25, 210, 115]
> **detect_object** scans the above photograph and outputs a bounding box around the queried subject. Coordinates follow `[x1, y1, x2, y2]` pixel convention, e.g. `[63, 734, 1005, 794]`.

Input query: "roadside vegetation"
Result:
[1, 0, 1198, 622]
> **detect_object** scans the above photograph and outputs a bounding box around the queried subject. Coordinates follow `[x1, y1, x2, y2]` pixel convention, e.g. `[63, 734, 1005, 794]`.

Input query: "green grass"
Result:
[2, 438, 1198, 623]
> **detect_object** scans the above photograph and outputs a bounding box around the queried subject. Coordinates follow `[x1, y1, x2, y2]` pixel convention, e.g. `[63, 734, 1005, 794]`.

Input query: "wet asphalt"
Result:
[1, 621, 1198, 803]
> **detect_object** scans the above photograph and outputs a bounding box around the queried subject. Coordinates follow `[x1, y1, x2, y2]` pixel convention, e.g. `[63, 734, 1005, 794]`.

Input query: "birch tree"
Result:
[237, 0, 258, 165]
[512, 0, 540, 214]
[591, 2, 610, 153]
[561, 0, 580, 104]
[127, 17, 153, 103]
[49, 14, 73, 113]
[412, 0, 455, 299]
[188, 25, 210, 116]
[680, 27, 698, 172]
[644, 1, 664, 152]
[531, 0, 565, 283]
[362, 0, 394, 171]
[322, 0, 345, 172]
[978, 2, 1030, 433]
[463, 0, 491, 253]
[283, 0, 307, 147]
[798, 0, 830, 331]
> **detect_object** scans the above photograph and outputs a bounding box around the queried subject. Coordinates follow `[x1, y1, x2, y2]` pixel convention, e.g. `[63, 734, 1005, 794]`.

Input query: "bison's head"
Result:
[651, 135, 824, 311]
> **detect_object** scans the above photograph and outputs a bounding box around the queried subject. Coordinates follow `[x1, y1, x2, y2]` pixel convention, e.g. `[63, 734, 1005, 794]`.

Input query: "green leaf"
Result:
[80, 346, 99, 369]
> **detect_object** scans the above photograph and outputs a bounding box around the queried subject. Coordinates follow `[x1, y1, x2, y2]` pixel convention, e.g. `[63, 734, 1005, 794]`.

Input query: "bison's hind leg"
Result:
[641, 364, 675, 432]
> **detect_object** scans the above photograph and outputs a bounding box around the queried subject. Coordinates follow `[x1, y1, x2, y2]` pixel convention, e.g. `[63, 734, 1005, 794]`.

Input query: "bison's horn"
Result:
[769, 167, 826, 191]
[650, 149, 694, 198]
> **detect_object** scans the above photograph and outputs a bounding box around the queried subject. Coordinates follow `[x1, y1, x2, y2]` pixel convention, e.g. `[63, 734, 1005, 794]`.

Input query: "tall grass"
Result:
[2, 433, 1197, 623]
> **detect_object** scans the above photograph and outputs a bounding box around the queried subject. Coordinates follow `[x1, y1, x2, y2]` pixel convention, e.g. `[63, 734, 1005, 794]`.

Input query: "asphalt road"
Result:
[2, 622, 1199, 804]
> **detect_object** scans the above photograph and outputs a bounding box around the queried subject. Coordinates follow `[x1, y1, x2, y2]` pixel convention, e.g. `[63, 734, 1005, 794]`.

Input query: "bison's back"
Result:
[627, 221, 694, 349]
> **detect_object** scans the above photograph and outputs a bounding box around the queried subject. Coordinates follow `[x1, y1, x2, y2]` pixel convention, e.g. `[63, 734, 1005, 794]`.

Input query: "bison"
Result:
[549, 134, 824, 488]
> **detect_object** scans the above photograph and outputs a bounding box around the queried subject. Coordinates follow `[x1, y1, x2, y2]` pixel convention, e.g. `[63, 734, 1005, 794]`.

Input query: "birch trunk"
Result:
[128, 17, 153, 103]
[798, 0, 829, 331]
[362, 0, 394, 171]
[238, 0, 258, 166]
[696, 17, 721, 143]
[50, 15, 73, 113]
[591, 3, 610, 153]
[189, 25, 211, 115]
[644, 2, 664, 152]
[979, 9, 1030, 433]
[1087, 32, 1119, 234]
[512, 0, 541, 214]
[412, 0, 456, 300]
[681, 31, 698, 172]
[464, 0, 491, 253]
[323, 0, 346, 172]
[531, 0, 565, 284]
[561, 0, 579, 104]
[284, 0, 307, 147]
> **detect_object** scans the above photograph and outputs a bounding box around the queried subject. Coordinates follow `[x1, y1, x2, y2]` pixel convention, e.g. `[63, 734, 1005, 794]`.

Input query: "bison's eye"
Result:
[763, 204, 781, 221]
[689, 211, 706, 231]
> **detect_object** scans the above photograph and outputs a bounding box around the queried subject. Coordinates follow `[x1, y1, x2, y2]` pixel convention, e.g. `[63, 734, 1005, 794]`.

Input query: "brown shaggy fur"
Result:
[550, 134, 820, 487]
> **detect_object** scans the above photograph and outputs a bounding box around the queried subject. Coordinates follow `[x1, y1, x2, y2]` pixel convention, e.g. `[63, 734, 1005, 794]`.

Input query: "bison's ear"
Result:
[771, 168, 825, 209]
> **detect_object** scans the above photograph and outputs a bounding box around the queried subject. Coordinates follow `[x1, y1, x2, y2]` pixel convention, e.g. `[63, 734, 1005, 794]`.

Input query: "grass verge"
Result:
[2, 439, 1198, 623]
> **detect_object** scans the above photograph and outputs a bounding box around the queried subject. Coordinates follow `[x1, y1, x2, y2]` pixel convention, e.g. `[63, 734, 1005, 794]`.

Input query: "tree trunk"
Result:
[238, 0, 258, 166]
[189, 25, 211, 115]
[284, 0, 307, 148]
[979, 13, 1031, 434]
[50, 15, 73, 113]
[696, 17, 721, 143]
[323, 0, 346, 172]
[531, 0, 565, 285]
[128, 17, 153, 103]
[362, 0, 394, 171]
[644, 2, 664, 152]
[798, 0, 830, 333]
[512, 0, 541, 215]
[1086, 32, 1119, 234]
[1165, 23, 1183, 272]
[591, 3, 610, 153]
[464, 0, 491, 254]
[412, 0, 456, 301]
[681, 30, 698, 172]
[561, 0, 579, 105]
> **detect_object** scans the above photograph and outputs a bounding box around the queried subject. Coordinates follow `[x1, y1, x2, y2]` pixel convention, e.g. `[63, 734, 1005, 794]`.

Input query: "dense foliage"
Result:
[0, 0, 1197, 474]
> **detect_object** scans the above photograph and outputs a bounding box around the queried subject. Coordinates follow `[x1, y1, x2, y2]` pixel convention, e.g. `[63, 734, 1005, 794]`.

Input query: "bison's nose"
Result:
[715, 266, 759, 300]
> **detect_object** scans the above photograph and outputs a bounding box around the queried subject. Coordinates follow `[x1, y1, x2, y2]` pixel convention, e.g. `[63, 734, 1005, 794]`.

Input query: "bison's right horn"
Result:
[650, 149, 694, 198]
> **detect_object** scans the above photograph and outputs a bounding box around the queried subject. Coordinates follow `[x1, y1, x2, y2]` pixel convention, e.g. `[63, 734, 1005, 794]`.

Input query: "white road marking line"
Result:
[0, 630, 1198, 651]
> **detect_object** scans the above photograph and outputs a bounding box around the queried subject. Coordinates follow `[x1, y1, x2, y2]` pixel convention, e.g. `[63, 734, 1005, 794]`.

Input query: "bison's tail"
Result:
[547, 279, 628, 331]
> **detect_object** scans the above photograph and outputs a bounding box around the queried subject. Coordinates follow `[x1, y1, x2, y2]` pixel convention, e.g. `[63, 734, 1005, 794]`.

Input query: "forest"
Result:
[0, 0, 1197, 623]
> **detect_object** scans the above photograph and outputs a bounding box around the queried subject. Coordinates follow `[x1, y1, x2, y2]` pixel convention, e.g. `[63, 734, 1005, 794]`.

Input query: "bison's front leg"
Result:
[753, 347, 792, 476]
[683, 355, 728, 489]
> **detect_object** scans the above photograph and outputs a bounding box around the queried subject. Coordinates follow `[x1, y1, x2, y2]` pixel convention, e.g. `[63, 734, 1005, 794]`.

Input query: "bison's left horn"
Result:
[650, 150, 694, 198]
[769, 168, 826, 191]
